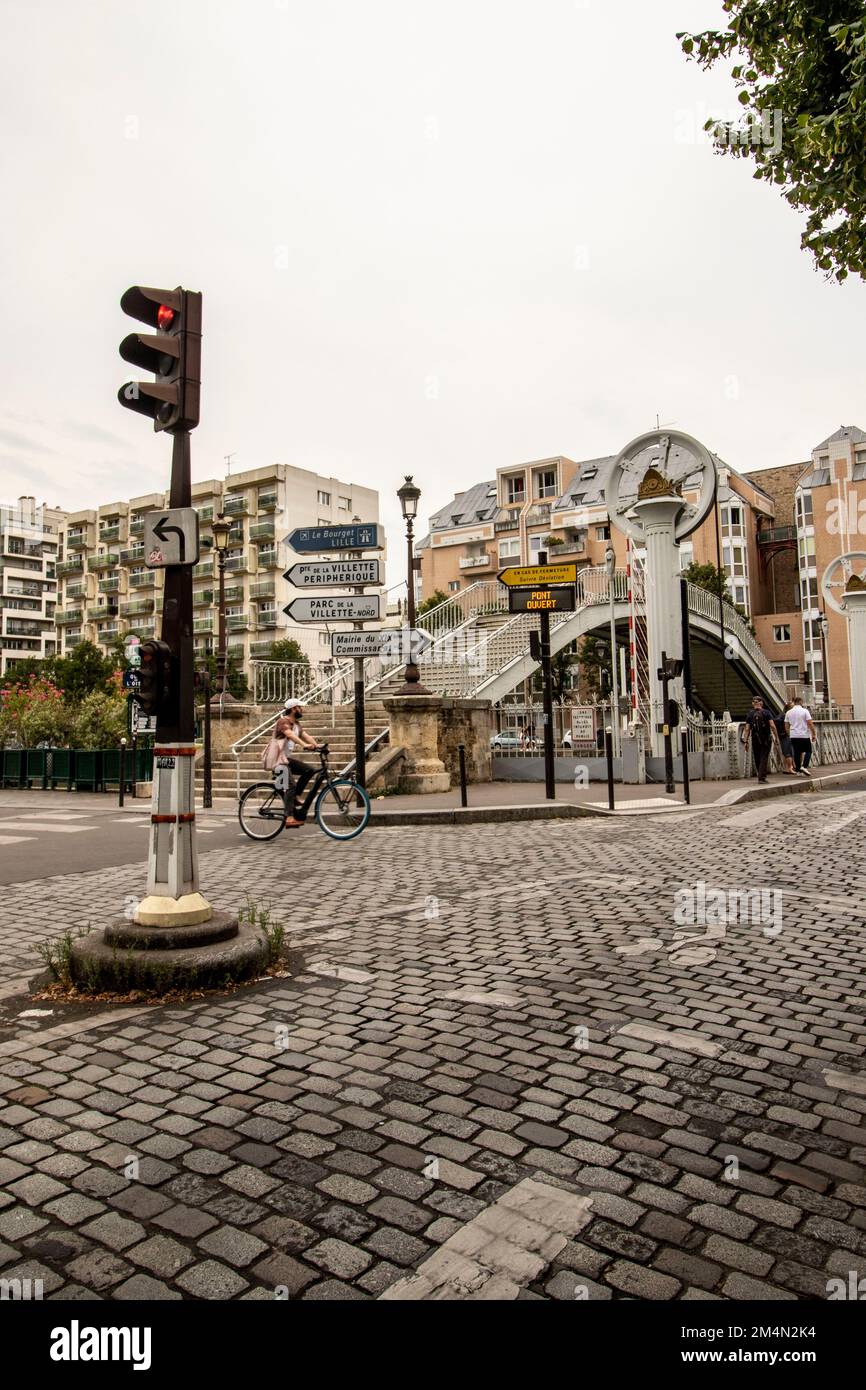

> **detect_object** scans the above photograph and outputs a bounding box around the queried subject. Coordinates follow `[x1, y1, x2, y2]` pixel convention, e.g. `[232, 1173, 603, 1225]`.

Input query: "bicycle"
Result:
[238, 745, 371, 843]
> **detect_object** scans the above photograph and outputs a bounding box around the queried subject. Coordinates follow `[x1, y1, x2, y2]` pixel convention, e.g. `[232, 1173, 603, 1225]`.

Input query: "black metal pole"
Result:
[118, 738, 126, 808]
[216, 550, 227, 696]
[159, 429, 195, 742]
[540, 609, 555, 799]
[681, 728, 690, 805]
[354, 675, 366, 789]
[605, 728, 615, 811]
[713, 488, 729, 715]
[202, 668, 212, 809]
[661, 649, 675, 795]
[131, 732, 137, 800]
[458, 743, 468, 807]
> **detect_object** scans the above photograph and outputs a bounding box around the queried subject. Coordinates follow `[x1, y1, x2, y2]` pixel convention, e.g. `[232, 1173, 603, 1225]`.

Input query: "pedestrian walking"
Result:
[785, 696, 816, 775]
[774, 701, 796, 775]
[741, 695, 778, 784]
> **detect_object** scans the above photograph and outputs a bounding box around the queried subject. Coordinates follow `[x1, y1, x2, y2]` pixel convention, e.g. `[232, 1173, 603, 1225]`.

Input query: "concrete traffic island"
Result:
[68, 909, 270, 993]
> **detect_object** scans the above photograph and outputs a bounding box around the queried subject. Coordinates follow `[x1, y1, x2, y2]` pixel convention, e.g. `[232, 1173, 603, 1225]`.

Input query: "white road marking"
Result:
[720, 801, 805, 828]
[0, 835, 35, 845]
[616, 1020, 722, 1058]
[306, 961, 374, 984]
[0, 821, 92, 834]
[443, 988, 523, 1007]
[823, 1069, 866, 1097]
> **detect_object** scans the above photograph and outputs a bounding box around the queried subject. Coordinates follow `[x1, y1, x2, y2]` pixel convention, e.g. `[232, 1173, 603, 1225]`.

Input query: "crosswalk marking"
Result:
[0, 834, 36, 845]
[0, 821, 92, 834]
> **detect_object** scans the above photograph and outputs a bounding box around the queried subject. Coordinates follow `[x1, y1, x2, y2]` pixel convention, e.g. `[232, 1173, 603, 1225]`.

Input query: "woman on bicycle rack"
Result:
[274, 704, 324, 828]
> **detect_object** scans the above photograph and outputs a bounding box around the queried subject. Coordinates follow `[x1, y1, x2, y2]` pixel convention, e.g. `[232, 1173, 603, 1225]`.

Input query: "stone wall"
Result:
[436, 699, 494, 784]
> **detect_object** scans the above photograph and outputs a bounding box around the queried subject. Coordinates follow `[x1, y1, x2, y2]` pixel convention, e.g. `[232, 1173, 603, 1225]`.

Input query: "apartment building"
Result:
[0, 496, 66, 677]
[418, 451, 778, 618]
[55, 464, 380, 673]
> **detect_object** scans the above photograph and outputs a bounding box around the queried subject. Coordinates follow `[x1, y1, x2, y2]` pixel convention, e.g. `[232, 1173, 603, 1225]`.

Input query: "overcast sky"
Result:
[2, 0, 864, 562]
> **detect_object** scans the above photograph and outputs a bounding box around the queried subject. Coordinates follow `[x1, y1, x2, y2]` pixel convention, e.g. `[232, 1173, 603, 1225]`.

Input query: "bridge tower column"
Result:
[632, 492, 685, 757]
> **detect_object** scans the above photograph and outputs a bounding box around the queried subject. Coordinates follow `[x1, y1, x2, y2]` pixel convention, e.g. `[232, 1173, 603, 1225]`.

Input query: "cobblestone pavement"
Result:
[1, 791, 865, 1300]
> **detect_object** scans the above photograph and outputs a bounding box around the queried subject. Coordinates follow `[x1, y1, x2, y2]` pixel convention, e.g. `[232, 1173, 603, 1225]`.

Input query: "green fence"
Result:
[0, 747, 153, 791]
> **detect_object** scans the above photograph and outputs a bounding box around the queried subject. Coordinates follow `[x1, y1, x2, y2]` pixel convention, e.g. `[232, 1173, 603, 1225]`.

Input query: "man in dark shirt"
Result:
[741, 696, 779, 783]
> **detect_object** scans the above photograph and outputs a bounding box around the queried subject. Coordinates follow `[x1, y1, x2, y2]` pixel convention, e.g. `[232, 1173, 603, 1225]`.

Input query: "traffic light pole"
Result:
[159, 430, 195, 743]
[659, 649, 675, 795]
[537, 551, 555, 800]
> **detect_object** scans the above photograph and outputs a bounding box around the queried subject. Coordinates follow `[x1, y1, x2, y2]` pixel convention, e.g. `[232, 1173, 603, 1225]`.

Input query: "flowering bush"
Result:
[0, 676, 70, 748]
[68, 689, 129, 750]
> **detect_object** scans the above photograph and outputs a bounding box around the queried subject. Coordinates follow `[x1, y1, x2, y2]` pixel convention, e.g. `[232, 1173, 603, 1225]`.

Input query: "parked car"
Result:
[490, 730, 537, 750]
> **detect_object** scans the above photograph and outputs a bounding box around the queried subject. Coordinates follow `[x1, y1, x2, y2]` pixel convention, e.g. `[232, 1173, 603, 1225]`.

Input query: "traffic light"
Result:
[137, 639, 173, 716]
[118, 286, 202, 432]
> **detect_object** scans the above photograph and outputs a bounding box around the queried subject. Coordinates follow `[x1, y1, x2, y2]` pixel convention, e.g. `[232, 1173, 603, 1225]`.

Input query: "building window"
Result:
[338, 496, 351, 511]
[596, 525, 610, 542]
[679, 542, 694, 571]
[534, 469, 557, 499]
[529, 535, 543, 556]
[317, 490, 331, 506]
[505, 476, 525, 505]
[498, 538, 520, 560]
[448, 580, 460, 592]
[773, 624, 791, 643]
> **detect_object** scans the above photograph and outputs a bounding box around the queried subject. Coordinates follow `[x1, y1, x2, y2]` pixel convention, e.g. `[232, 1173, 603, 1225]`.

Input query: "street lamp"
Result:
[396, 476, 429, 694]
[819, 612, 832, 711]
[211, 514, 232, 696]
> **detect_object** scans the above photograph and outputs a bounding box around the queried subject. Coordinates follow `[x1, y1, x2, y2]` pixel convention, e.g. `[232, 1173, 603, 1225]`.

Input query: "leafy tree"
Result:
[681, 561, 731, 601]
[0, 676, 69, 748]
[0, 656, 46, 691]
[265, 638, 310, 668]
[48, 641, 117, 703]
[194, 652, 249, 701]
[679, 2, 866, 280]
[68, 689, 128, 749]
[575, 634, 612, 701]
[418, 589, 448, 617]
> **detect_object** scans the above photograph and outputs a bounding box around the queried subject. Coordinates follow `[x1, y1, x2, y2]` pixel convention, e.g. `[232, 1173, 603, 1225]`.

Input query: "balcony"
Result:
[197, 506, 214, 523]
[223, 552, 249, 573]
[224, 584, 243, 604]
[135, 623, 156, 639]
[250, 520, 276, 543]
[250, 580, 275, 600]
[757, 526, 797, 545]
[494, 508, 521, 534]
[98, 525, 121, 544]
[5, 620, 43, 637]
[119, 546, 145, 566]
[223, 496, 250, 516]
[56, 609, 83, 625]
[88, 605, 117, 620]
[193, 589, 213, 608]
[227, 640, 245, 658]
[525, 503, 551, 526]
[88, 554, 118, 572]
[250, 640, 275, 658]
[65, 584, 86, 600]
[459, 553, 492, 570]
[129, 517, 145, 535]
[194, 616, 214, 634]
[120, 599, 154, 618]
[257, 493, 278, 512]
[65, 531, 88, 550]
[227, 613, 250, 631]
[98, 575, 121, 593]
[256, 610, 278, 628]
[99, 626, 120, 641]
[57, 558, 84, 576]
[257, 549, 280, 569]
[193, 560, 214, 579]
[128, 571, 155, 588]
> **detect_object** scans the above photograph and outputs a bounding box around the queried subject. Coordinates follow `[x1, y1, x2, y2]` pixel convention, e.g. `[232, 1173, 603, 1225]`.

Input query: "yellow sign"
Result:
[498, 563, 578, 587]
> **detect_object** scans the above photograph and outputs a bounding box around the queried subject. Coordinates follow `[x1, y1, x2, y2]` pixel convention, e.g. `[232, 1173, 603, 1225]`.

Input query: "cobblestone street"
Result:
[1, 792, 865, 1301]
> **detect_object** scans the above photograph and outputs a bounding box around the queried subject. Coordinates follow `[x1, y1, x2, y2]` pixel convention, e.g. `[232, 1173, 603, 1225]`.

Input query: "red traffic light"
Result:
[157, 304, 175, 331]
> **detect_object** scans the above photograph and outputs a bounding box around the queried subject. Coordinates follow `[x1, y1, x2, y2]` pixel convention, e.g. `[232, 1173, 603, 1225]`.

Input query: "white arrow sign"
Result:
[143, 507, 199, 568]
[284, 594, 383, 623]
[284, 559, 381, 589]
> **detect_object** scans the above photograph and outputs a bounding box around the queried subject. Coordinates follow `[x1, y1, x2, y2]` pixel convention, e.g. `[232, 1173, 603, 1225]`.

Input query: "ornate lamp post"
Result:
[396, 476, 429, 694]
[819, 612, 831, 711]
[211, 514, 231, 696]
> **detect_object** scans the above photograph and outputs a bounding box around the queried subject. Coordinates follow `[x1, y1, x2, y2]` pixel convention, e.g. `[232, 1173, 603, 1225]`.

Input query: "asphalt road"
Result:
[0, 804, 245, 883]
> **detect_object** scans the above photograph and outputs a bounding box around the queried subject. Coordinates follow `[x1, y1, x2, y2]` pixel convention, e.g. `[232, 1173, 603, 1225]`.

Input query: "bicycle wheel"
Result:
[315, 779, 371, 841]
[239, 782, 286, 841]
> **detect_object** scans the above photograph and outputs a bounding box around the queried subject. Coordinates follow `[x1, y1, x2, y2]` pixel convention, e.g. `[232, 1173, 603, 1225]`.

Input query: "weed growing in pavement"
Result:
[240, 897, 286, 965]
[35, 926, 91, 988]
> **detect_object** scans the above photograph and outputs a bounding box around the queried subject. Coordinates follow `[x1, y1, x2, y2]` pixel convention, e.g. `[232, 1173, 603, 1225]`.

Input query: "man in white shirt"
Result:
[785, 697, 815, 775]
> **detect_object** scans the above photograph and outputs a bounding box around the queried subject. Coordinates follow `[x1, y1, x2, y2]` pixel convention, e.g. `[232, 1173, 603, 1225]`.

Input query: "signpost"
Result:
[331, 628, 434, 660]
[498, 562, 577, 588]
[284, 523, 385, 554]
[143, 507, 200, 568]
[285, 559, 381, 589]
[507, 585, 576, 614]
[130, 699, 157, 736]
[122, 669, 141, 691]
[283, 594, 382, 623]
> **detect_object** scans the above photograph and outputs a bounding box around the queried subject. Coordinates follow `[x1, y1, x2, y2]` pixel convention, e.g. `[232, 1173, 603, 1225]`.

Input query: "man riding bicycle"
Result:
[273, 703, 324, 828]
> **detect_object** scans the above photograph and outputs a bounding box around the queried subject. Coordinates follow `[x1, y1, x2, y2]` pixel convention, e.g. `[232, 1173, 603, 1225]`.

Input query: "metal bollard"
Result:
[681, 730, 690, 805]
[119, 738, 127, 808]
[605, 727, 615, 811]
[458, 743, 468, 807]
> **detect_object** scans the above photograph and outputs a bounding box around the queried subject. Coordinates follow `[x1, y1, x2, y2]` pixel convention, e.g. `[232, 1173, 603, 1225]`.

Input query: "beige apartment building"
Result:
[0, 497, 66, 677]
[415, 443, 849, 705]
[55, 463, 380, 675]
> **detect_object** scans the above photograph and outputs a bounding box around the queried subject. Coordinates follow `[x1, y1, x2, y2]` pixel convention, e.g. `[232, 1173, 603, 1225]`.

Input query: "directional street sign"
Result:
[507, 585, 576, 614]
[498, 562, 578, 587]
[284, 594, 382, 623]
[130, 699, 158, 735]
[284, 523, 385, 554]
[331, 627, 434, 659]
[122, 669, 142, 690]
[284, 559, 382, 589]
[143, 507, 200, 568]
